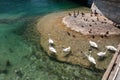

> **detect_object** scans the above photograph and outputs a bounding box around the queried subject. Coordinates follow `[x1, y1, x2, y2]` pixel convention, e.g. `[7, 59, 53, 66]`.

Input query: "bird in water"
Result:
[97, 49, 108, 57]
[83, 52, 96, 64]
[63, 46, 71, 52]
[89, 40, 98, 48]
[106, 45, 117, 52]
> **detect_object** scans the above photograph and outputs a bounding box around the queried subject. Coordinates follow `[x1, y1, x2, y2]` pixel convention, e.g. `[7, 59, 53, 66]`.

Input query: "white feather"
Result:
[89, 40, 98, 48]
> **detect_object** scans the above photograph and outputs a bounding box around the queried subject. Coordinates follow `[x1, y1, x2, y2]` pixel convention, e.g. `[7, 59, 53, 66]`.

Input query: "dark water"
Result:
[0, 0, 102, 80]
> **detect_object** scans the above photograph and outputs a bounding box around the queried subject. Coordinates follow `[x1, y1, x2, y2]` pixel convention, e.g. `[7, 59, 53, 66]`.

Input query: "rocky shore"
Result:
[62, 12, 120, 35]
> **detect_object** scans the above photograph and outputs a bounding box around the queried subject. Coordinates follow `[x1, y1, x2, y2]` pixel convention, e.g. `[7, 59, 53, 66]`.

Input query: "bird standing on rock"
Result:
[88, 55, 96, 64]
[89, 40, 98, 48]
[97, 49, 108, 57]
[48, 38, 54, 44]
[68, 12, 71, 16]
[77, 10, 79, 16]
[83, 52, 96, 64]
[63, 46, 71, 52]
[81, 12, 85, 17]
[106, 45, 117, 52]
[49, 46, 57, 54]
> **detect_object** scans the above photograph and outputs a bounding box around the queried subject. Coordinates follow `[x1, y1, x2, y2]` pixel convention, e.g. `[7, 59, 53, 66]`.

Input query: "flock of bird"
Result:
[48, 38, 117, 65]
[48, 38, 71, 55]
[48, 38, 71, 54]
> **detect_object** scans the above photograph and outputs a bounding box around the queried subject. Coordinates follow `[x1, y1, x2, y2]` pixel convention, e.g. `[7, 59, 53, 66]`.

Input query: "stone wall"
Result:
[92, 0, 120, 24]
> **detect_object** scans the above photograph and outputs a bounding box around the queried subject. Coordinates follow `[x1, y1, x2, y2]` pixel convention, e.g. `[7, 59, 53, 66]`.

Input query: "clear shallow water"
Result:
[0, 0, 102, 80]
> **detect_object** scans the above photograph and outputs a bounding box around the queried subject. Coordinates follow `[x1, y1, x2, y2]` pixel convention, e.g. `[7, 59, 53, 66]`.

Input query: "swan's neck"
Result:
[104, 49, 108, 53]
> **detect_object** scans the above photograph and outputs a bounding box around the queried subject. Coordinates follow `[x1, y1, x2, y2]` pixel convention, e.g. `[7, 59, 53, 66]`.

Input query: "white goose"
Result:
[97, 49, 108, 57]
[89, 40, 98, 48]
[106, 45, 117, 52]
[49, 46, 57, 53]
[84, 52, 96, 64]
[48, 38, 54, 44]
[63, 46, 71, 52]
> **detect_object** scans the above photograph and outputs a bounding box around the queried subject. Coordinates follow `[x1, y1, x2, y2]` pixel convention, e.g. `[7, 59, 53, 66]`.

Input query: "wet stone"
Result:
[63, 13, 120, 35]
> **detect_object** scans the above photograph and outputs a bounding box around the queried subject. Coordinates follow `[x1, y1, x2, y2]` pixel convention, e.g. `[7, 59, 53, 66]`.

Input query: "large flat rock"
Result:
[63, 13, 120, 35]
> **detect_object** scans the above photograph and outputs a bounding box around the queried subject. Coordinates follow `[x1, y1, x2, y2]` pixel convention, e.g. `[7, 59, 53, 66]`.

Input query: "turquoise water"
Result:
[0, 0, 102, 80]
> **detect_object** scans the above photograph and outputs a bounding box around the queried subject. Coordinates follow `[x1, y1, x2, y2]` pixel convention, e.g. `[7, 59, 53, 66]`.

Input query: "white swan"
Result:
[48, 38, 54, 44]
[63, 46, 71, 52]
[106, 45, 117, 52]
[97, 49, 107, 57]
[89, 40, 98, 48]
[49, 46, 57, 53]
[83, 52, 96, 64]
